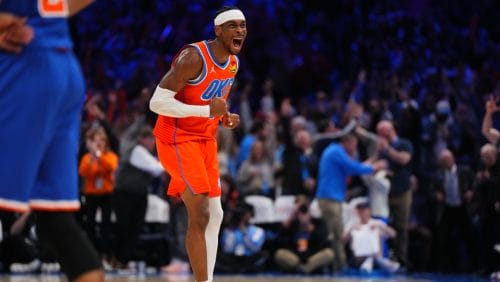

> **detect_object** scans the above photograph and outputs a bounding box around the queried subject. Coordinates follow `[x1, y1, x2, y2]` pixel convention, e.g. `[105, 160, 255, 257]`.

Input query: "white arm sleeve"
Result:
[149, 86, 210, 118]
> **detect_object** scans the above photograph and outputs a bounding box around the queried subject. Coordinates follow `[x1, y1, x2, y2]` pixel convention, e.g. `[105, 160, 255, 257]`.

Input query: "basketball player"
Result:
[0, 1, 104, 281]
[149, 6, 246, 282]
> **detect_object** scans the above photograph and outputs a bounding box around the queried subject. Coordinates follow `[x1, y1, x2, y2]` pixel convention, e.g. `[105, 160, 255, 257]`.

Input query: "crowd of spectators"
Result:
[1, 0, 499, 278]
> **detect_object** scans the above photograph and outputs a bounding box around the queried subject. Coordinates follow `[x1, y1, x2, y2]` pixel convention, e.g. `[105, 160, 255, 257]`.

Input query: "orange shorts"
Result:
[156, 138, 221, 198]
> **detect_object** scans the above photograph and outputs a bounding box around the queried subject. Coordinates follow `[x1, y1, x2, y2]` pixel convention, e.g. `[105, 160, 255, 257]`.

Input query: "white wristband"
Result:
[149, 86, 210, 118]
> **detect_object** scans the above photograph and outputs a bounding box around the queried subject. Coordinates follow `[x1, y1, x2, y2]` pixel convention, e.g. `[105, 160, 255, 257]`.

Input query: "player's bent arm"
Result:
[68, 0, 95, 16]
[150, 47, 211, 117]
[149, 87, 210, 118]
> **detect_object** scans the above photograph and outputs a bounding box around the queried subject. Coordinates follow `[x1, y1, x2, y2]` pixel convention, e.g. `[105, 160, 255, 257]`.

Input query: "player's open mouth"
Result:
[232, 38, 243, 48]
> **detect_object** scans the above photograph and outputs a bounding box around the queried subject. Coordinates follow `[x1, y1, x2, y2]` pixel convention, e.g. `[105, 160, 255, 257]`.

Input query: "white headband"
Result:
[214, 9, 245, 26]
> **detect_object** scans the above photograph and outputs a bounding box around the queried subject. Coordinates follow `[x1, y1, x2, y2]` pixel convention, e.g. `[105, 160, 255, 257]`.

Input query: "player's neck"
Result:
[208, 39, 230, 64]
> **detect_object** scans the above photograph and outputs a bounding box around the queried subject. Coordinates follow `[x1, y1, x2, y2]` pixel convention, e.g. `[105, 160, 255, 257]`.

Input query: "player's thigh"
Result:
[157, 139, 211, 194]
[30, 51, 84, 211]
[0, 51, 59, 208]
[30, 100, 81, 211]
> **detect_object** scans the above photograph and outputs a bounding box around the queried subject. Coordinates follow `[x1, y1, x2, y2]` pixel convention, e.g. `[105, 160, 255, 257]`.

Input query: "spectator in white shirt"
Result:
[343, 200, 399, 273]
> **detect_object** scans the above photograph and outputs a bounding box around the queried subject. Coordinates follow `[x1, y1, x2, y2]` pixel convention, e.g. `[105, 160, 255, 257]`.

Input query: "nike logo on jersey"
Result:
[200, 78, 234, 100]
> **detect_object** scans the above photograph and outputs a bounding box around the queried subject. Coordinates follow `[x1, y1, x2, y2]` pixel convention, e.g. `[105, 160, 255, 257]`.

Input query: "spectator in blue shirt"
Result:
[216, 203, 268, 273]
[316, 133, 385, 271]
[236, 121, 267, 169]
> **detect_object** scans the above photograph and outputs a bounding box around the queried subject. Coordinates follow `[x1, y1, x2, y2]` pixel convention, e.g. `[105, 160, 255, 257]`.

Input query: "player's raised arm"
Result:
[149, 47, 227, 118]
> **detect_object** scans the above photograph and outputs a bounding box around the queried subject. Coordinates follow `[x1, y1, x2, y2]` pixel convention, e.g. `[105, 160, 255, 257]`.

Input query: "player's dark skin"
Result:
[156, 18, 246, 282]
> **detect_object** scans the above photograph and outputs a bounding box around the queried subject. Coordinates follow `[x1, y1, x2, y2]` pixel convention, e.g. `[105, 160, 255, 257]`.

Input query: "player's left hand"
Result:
[222, 112, 240, 129]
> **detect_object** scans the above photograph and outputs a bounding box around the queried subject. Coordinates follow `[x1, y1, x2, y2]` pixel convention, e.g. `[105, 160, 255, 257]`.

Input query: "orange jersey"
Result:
[78, 151, 119, 195]
[154, 40, 239, 144]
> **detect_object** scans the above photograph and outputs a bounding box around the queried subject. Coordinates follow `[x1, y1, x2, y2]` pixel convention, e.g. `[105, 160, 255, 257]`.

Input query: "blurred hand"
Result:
[346, 101, 363, 120]
[0, 13, 33, 53]
[304, 178, 316, 191]
[485, 95, 500, 114]
[297, 212, 312, 228]
[86, 101, 105, 119]
[377, 138, 390, 152]
[222, 112, 240, 129]
[209, 98, 227, 117]
[372, 159, 388, 171]
[86, 139, 102, 158]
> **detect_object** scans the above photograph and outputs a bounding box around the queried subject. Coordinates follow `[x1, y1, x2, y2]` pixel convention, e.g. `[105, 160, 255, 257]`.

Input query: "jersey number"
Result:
[200, 78, 234, 101]
[38, 0, 69, 18]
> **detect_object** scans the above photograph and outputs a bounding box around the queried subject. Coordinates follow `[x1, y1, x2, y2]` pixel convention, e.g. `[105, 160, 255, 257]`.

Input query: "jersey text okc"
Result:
[200, 78, 234, 100]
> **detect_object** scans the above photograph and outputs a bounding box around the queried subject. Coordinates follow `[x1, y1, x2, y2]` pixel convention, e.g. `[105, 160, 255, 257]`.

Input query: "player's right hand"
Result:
[209, 98, 227, 117]
[0, 13, 34, 53]
[0, 13, 25, 30]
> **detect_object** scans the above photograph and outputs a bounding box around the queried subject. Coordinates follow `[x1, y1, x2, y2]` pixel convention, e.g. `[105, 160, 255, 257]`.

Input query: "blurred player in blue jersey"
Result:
[0, 1, 104, 281]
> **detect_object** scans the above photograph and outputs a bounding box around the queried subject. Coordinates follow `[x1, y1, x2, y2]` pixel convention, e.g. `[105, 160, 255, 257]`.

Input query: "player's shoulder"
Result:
[174, 46, 203, 69]
[171, 45, 204, 80]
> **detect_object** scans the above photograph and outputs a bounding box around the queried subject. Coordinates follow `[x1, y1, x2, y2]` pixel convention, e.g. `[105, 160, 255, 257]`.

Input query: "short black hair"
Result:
[215, 6, 241, 17]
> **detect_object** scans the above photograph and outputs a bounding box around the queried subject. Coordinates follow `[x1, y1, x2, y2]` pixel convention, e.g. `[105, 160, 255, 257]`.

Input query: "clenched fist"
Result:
[209, 98, 227, 117]
[222, 112, 240, 129]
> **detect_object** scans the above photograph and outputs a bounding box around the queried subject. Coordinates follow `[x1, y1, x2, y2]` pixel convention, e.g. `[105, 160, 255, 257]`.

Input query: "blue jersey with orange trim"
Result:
[0, 0, 72, 49]
[154, 40, 239, 144]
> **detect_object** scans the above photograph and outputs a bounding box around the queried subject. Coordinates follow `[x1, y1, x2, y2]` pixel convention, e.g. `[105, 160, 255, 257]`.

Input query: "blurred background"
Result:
[1, 0, 499, 280]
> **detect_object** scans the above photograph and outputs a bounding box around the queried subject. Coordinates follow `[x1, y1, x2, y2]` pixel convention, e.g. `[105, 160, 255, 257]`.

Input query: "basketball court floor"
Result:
[0, 273, 490, 282]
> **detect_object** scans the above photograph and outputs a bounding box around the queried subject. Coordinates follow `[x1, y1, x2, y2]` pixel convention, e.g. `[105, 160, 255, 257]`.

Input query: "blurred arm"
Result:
[68, 0, 95, 16]
[129, 145, 164, 177]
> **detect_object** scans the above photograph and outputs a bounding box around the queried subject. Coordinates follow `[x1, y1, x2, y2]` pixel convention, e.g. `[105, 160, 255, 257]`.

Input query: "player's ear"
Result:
[214, 25, 222, 37]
